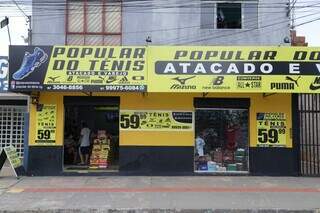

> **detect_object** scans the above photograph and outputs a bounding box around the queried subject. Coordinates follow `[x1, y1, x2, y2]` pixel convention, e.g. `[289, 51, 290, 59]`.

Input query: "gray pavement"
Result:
[0, 175, 320, 212]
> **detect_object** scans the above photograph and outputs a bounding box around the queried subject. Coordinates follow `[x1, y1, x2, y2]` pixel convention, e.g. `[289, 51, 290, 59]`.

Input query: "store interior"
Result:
[63, 105, 119, 171]
[194, 109, 249, 173]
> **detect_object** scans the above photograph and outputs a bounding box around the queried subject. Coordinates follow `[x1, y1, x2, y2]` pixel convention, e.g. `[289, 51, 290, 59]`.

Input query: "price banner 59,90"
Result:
[256, 112, 287, 147]
[35, 104, 57, 145]
[120, 110, 194, 131]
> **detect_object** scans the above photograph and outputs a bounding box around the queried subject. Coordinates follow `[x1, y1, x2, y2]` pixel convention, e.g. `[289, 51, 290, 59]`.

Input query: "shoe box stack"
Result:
[89, 130, 110, 169]
[196, 148, 246, 172]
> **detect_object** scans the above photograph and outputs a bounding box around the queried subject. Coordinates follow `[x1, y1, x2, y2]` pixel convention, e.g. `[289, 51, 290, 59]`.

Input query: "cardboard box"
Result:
[227, 164, 237, 171]
[213, 151, 223, 163]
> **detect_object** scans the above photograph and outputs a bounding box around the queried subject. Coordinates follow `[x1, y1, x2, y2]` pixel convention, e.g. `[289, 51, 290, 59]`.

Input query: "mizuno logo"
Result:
[48, 76, 60, 82]
[172, 76, 195, 85]
[310, 77, 320, 90]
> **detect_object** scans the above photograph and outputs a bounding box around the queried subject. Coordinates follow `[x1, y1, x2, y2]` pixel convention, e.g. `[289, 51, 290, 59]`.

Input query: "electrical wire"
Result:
[164, 12, 320, 44]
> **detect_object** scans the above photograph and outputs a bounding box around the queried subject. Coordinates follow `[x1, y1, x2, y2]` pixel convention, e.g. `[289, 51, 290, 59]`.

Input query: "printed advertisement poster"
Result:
[35, 104, 57, 145]
[9, 46, 147, 92]
[0, 56, 8, 91]
[120, 110, 194, 131]
[3, 146, 22, 168]
[256, 112, 287, 147]
[148, 46, 320, 93]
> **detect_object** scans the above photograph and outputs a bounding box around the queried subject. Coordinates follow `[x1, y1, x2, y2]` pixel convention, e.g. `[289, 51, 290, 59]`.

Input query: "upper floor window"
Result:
[201, 1, 258, 30]
[217, 3, 241, 29]
[66, 0, 122, 45]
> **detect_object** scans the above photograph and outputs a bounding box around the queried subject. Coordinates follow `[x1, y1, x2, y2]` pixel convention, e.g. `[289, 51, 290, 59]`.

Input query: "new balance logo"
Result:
[212, 76, 224, 86]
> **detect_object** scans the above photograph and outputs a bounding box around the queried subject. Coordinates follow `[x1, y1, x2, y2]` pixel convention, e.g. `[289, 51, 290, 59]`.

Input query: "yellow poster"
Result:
[148, 46, 320, 93]
[45, 46, 147, 92]
[35, 104, 57, 145]
[120, 110, 193, 131]
[4, 146, 22, 168]
[256, 112, 287, 147]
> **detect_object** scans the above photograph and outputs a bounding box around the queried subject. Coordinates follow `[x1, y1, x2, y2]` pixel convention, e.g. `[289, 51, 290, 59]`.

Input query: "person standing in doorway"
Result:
[196, 132, 206, 156]
[79, 122, 91, 165]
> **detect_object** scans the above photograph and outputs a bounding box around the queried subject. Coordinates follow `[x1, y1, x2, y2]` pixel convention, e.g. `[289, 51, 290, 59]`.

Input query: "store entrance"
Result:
[195, 108, 249, 173]
[63, 98, 119, 172]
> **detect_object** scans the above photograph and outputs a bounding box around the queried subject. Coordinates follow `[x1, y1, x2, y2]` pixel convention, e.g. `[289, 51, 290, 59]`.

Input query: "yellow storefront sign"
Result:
[9, 45, 320, 93]
[120, 110, 193, 131]
[45, 46, 147, 92]
[148, 46, 320, 93]
[256, 112, 287, 147]
[35, 104, 57, 145]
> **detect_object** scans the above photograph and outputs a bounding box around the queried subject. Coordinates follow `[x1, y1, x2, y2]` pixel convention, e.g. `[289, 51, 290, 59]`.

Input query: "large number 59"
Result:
[258, 128, 279, 144]
[37, 130, 51, 140]
[120, 114, 140, 129]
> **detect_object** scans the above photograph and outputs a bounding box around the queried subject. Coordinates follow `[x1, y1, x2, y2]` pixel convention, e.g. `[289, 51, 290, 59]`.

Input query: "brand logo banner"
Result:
[120, 110, 194, 131]
[9, 46, 147, 92]
[148, 46, 320, 93]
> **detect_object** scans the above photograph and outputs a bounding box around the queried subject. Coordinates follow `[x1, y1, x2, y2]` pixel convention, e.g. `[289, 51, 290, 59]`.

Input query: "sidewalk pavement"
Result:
[0, 174, 320, 213]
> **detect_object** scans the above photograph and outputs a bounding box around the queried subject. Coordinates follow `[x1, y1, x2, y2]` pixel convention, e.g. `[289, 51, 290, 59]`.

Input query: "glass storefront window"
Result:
[194, 109, 249, 173]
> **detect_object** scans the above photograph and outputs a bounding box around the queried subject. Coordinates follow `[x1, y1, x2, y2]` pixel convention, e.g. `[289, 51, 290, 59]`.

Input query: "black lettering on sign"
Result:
[80, 48, 93, 58]
[156, 61, 320, 75]
[172, 112, 192, 123]
[120, 114, 140, 129]
[52, 47, 65, 57]
[53, 60, 65, 70]
[258, 128, 279, 144]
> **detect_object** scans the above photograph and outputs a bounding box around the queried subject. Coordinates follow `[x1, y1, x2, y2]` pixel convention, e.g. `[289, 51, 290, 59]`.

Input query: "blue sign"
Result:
[0, 56, 8, 91]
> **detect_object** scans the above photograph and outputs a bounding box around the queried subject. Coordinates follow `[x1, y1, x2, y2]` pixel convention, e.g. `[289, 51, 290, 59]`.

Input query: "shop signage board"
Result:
[9, 45, 320, 93]
[148, 46, 320, 93]
[120, 110, 194, 131]
[35, 104, 57, 145]
[0, 56, 9, 91]
[256, 112, 287, 147]
[9, 46, 147, 92]
[0, 146, 25, 177]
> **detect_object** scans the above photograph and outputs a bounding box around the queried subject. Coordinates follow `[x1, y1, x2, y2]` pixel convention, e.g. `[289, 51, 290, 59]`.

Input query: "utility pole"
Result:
[11, 0, 31, 45]
[290, 0, 297, 30]
[27, 15, 32, 45]
[7, 22, 11, 45]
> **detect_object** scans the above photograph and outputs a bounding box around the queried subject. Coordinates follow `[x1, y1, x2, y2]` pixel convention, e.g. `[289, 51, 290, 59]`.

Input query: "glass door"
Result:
[195, 108, 249, 173]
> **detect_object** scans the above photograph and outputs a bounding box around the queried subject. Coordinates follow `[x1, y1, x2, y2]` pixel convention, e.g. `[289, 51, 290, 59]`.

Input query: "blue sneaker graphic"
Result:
[13, 47, 48, 80]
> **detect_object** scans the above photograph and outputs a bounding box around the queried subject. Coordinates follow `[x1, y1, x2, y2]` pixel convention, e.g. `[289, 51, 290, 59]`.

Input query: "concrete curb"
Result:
[0, 209, 319, 213]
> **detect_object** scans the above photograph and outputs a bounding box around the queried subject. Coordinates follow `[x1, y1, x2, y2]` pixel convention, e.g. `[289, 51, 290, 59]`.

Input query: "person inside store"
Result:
[195, 131, 207, 170]
[64, 133, 78, 165]
[79, 121, 91, 165]
[196, 131, 206, 157]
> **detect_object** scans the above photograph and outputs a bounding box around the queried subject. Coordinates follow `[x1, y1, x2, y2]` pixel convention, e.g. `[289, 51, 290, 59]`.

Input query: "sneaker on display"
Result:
[13, 47, 48, 80]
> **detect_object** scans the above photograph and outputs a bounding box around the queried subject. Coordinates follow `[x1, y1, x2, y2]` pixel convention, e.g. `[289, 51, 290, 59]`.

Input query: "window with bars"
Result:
[0, 106, 27, 158]
[66, 0, 122, 45]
